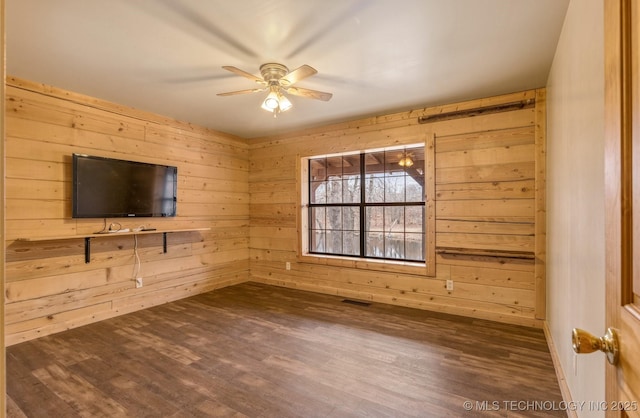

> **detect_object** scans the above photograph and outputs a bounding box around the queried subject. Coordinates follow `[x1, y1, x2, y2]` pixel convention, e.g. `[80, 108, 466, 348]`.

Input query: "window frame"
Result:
[298, 133, 435, 276]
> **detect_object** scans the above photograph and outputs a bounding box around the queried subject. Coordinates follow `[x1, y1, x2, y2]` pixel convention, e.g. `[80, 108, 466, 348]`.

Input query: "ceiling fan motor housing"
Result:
[260, 63, 289, 84]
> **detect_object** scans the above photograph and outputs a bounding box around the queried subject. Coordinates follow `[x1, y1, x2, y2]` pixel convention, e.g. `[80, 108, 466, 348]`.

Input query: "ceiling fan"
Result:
[217, 63, 333, 115]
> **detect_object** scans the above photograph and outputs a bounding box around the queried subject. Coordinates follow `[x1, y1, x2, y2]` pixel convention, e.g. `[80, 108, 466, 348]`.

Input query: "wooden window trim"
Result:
[296, 132, 436, 277]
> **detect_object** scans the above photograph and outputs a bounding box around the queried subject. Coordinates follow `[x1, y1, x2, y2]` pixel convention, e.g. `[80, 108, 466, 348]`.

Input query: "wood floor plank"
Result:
[6, 282, 564, 417]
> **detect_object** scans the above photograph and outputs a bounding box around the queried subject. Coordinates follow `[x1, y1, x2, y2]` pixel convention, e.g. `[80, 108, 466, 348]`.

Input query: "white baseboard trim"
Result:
[543, 321, 577, 418]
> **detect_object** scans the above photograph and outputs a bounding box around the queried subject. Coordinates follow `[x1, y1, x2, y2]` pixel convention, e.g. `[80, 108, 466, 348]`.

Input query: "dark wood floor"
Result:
[6, 282, 564, 417]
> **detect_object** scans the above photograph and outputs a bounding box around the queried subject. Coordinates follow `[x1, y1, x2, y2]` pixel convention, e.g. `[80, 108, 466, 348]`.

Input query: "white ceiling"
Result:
[6, 0, 569, 139]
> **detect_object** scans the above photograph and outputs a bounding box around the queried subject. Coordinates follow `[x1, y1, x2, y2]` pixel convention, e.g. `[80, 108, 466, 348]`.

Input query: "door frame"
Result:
[1, 0, 6, 416]
[604, 0, 624, 407]
[604, 0, 640, 413]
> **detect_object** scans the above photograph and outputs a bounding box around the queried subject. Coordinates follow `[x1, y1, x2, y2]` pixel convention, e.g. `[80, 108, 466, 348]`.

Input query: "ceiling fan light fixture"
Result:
[278, 93, 292, 112]
[262, 89, 280, 111]
[398, 152, 414, 167]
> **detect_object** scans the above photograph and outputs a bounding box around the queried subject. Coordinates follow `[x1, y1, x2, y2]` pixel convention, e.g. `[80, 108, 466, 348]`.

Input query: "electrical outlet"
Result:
[446, 280, 454, 291]
[135, 277, 143, 288]
[286, 262, 291, 270]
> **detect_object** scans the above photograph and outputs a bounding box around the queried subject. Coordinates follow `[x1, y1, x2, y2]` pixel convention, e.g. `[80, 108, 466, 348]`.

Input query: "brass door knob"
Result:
[572, 327, 619, 365]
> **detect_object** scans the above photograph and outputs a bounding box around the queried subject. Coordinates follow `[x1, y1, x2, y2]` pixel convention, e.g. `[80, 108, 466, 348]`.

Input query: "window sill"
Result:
[298, 253, 431, 276]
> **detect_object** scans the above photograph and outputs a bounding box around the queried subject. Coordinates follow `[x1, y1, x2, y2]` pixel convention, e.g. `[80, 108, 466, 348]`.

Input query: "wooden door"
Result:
[603, 0, 640, 416]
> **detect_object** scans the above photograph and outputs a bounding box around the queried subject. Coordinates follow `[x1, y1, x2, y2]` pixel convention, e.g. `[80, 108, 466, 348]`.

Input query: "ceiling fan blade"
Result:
[221, 66, 266, 84]
[216, 87, 266, 96]
[286, 86, 333, 101]
[281, 65, 317, 86]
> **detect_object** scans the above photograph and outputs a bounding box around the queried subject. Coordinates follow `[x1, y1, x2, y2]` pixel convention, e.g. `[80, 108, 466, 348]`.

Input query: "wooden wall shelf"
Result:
[436, 247, 535, 260]
[16, 228, 211, 263]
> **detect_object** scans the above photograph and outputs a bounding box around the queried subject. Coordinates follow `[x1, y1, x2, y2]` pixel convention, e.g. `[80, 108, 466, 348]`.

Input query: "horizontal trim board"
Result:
[418, 99, 535, 124]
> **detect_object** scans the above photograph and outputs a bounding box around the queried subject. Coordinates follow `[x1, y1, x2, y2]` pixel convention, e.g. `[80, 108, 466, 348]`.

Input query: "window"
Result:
[307, 145, 426, 263]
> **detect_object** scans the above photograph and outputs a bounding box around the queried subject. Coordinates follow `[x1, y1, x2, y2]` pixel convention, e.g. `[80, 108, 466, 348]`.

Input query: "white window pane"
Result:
[343, 231, 360, 256]
[405, 233, 425, 261]
[325, 230, 343, 253]
[365, 232, 384, 258]
[385, 233, 405, 259]
[366, 207, 384, 232]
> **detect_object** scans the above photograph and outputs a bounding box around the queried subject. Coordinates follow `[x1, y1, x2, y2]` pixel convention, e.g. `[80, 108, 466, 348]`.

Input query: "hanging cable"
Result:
[132, 234, 141, 282]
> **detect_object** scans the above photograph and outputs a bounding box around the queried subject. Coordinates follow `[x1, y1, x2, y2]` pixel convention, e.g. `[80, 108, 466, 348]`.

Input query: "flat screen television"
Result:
[72, 154, 177, 218]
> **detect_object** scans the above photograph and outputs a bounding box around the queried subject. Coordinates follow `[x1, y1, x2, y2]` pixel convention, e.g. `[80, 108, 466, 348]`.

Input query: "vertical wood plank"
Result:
[425, 132, 436, 276]
[1, 0, 6, 415]
[534, 88, 547, 320]
[296, 154, 303, 265]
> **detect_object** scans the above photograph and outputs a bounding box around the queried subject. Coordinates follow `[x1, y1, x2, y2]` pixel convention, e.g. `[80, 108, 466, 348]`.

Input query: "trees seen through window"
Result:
[308, 146, 425, 262]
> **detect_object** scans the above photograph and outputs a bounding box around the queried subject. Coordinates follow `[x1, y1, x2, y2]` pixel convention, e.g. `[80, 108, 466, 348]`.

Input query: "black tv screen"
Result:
[72, 154, 177, 218]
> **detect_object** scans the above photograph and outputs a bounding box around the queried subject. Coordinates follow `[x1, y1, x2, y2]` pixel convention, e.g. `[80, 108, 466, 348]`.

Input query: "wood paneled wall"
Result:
[4, 77, 250, 345]
[3, 80, 545, 346]
[249, 89, 546, 327]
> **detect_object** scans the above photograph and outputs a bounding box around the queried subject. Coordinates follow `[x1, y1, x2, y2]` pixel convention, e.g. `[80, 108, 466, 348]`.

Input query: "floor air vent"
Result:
[342, 299, 371, 307]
